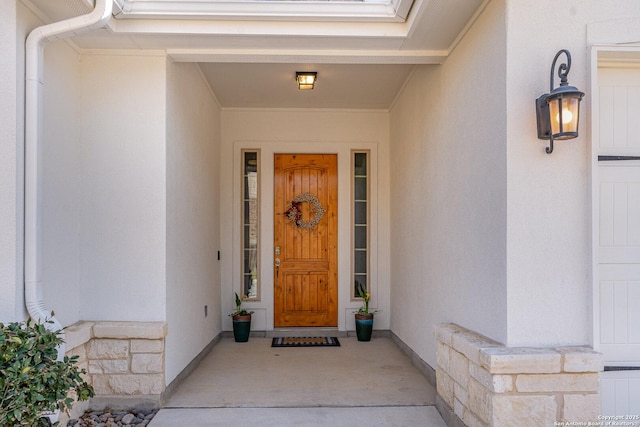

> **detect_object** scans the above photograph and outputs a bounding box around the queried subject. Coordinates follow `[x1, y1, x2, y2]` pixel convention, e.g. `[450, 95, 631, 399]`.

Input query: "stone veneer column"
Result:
[64, 321, 167, 407]
[435, 323, 602, 427]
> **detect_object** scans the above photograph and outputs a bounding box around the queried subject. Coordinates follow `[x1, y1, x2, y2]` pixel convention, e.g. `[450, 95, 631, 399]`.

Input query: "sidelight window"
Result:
[353, 151, 369, 299]
[242, 150, 260, 300]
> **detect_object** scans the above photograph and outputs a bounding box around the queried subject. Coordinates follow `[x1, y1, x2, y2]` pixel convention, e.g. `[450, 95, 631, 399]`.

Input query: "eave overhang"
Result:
[112, 0, 415, 22]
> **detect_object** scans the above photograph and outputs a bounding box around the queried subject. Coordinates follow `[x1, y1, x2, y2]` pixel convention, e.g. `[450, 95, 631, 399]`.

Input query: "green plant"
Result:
[230, 292, 254, 317]
[355, 282, 379, 315]
[0, 316, 94, 427]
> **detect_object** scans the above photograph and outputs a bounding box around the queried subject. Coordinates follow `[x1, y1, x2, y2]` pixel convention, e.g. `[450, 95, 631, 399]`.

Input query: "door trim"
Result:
[229, 141, 381, 332]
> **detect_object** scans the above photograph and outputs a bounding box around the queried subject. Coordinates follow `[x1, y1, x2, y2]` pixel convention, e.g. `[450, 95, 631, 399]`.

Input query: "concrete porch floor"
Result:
[149, 336, 447, 426]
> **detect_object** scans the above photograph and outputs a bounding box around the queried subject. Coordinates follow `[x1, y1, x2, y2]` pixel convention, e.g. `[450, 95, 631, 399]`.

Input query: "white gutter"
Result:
[24, 0, 112, 338]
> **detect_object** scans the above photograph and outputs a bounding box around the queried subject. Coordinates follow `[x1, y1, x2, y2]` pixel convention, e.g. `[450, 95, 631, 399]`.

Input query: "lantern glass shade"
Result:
[547, 94, 581, 140]
[535, 49, 585, 153]
[296, 72, 317, 90]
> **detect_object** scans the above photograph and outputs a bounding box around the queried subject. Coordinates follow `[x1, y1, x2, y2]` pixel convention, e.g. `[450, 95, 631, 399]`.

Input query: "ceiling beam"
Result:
[168, 48, 448, 64]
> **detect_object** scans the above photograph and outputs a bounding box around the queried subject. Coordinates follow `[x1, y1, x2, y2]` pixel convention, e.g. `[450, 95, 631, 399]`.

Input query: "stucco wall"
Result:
[504, 0, 640, 347]
[0, 1, 21, 322]
[2, 1, 57, 323]
[37, 51, 222, 386]
[78, 54, 167, 322]
[389, 0, 508, 366]
[41, 39, 82, 326]
[4, 0, 640, 386]
[220, 109, 391, 332]
[165, 61, 222, 384]
[391, 0, 640, 360]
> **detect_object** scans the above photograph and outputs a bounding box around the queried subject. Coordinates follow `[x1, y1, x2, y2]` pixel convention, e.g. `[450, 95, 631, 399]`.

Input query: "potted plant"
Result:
[354, 283, 378, 342]
[230, 293, 254, 342]
[0, 316, 94, 426]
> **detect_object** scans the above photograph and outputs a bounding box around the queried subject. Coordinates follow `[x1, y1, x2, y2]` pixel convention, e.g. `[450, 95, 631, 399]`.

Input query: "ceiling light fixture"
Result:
[296, 72, 317, 90]
[535, 49, 584, 154]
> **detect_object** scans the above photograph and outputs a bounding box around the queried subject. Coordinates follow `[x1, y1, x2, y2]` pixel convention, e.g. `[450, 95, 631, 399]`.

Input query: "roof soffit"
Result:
[111, 0, 414, 22]
[20, 0, 489, 108]
[23, 0, 488, 61]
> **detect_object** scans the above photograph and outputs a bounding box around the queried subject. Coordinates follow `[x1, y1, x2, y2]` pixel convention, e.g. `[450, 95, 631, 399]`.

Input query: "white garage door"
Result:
[597, 67, 640, 416]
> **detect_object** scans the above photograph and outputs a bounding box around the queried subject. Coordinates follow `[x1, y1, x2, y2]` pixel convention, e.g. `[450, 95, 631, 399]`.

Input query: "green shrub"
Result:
[0, 316, 94, 426]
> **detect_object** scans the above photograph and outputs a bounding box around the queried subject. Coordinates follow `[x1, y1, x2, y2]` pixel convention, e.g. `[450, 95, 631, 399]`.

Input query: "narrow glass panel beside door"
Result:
[353, 151, 369, 298]
[242, 151, 260, 300]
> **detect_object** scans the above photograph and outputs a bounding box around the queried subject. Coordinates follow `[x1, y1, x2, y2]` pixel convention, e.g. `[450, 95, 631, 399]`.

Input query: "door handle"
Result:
[275, 258, 280, 277]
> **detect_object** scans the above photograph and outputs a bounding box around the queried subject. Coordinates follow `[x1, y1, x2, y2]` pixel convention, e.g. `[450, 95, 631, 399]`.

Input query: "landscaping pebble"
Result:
[67, 408, 158, 427]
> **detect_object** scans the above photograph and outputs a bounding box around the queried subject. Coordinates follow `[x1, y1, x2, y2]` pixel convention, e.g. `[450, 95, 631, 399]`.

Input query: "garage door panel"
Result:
[600, 263, 640, 279]
[600, 247, 640, 263]
[599, 281, 640, 346]
[599, 166, 640, 260]
[601, 371, 640, 416]
[598, 67, 640, 416]
[599, 68, 640, 151]
[600, 345, 640, 362]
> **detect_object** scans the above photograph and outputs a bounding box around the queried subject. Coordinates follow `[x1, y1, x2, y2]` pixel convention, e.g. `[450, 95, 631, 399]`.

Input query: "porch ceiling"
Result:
[24, 0, 488, 109]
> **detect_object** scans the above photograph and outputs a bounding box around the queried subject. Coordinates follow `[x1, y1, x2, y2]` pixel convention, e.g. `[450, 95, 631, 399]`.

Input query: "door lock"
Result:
[275, 246, 281, 255]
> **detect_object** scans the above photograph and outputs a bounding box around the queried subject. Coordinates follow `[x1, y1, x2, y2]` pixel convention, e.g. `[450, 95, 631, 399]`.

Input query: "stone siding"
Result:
[64, 321, 167, 404]
[435, 323, 603, 427]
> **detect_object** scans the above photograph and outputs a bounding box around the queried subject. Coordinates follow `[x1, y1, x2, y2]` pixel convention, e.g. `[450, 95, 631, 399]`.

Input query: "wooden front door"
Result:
[274, 154, 337, 327]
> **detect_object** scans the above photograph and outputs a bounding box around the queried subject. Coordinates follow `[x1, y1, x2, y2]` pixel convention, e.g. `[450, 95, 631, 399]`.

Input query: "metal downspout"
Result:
[24, 0, 112, 340]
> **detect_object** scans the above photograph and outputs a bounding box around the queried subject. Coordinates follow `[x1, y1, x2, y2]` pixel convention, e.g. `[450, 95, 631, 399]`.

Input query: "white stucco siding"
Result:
[1, 2, 45, 323]
[220, 109, 391, 332]
[78, 54, 167, 322]
[504, 0, 640, 347]
[390, 0, 508, 366]
[505, 0, 591, 347]
[0, 1, 21, 322]
[165, 61, 221, 384]
[41, 40, 82, 327]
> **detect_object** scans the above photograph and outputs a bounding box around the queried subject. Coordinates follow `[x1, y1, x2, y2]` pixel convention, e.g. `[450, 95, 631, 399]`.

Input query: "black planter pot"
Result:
[232, 314, 252, 342]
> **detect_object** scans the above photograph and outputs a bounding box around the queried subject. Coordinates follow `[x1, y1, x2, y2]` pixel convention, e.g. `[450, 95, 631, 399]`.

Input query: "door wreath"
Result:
[284, 193, 325, 229]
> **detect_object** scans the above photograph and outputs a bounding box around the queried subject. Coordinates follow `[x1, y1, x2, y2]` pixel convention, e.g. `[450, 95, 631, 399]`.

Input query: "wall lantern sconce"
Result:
[535, 49, 584, 154]
[296, 72, 317, 90]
